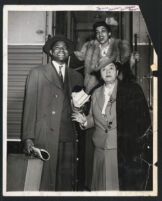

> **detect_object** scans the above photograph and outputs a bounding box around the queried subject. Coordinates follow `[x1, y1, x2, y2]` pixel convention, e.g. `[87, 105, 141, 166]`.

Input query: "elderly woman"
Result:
[72, 62, 152, 190]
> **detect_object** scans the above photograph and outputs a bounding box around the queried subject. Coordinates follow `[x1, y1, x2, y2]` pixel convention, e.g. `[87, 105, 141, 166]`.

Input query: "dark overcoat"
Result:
[116, 81, 151, 190]
[22, 63, 83, 190]
[86, 80, 152, 190]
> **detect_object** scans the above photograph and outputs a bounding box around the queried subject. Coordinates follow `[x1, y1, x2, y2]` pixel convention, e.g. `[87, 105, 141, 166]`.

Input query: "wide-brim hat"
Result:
[43, 35, 74, 56]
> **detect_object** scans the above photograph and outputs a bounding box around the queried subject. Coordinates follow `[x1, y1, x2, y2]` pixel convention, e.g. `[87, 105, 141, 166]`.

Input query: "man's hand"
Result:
[23, 139, 34, 155]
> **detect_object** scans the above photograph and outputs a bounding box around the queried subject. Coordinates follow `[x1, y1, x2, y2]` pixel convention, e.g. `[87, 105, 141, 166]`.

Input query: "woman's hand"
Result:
[71, 111, 87, 125]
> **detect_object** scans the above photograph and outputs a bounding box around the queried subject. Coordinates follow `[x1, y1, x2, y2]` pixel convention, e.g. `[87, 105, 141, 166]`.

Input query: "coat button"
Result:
[55, 94, 58, 98]
[50, 128, 54, 131]
[52, 111, 56, 115]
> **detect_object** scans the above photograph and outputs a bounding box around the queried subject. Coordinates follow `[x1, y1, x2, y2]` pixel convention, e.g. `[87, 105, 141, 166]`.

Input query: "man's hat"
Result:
[43, 35, 74, 56]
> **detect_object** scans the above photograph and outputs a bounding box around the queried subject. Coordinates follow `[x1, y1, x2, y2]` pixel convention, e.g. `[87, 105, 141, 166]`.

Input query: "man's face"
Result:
[52, 41, 69, 62]
[95, 26, 109, 45]
[100, 63, 118, 84]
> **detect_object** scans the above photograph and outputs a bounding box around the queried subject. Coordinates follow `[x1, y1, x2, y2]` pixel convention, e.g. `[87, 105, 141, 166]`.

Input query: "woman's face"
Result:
[100, 63, 118, 84]
[95, 26, 109, 45]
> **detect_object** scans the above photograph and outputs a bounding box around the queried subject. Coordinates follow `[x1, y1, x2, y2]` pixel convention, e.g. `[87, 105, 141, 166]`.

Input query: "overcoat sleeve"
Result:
[22, 69, 38, 141]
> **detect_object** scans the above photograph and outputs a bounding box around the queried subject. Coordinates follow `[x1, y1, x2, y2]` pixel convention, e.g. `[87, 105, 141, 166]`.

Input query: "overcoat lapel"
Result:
[95, 86, 105, 112]
[42, 63, 63, 89]
[116, 80, 124, 137]
[116, 80, 123, 114]
[65, 66, 74, 99]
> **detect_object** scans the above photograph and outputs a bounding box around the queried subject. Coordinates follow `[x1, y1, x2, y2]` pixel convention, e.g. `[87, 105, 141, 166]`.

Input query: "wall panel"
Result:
[7, 45, 44, 139]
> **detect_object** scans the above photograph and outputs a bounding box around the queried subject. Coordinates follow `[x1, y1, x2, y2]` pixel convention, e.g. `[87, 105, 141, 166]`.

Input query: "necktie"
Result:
[59, 65, 64, 83]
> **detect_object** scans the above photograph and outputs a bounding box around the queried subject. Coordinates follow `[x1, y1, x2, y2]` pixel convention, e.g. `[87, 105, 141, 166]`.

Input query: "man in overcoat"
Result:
[22, 35, 83, 191]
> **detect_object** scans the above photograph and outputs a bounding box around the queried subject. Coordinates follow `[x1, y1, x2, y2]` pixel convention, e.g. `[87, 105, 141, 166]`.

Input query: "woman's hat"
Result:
[97, 39, 131, 70]
[43, 35, 74, 56]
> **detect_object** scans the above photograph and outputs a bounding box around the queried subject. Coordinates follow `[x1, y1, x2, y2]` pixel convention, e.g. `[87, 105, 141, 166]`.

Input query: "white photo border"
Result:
[3, 4, 158, 197]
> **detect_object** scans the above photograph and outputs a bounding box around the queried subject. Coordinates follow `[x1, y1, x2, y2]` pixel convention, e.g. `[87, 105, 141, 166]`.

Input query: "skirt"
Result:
[91, 147, 119, 191]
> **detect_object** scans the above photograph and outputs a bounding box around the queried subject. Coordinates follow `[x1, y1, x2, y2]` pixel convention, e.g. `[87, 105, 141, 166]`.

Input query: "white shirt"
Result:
[102, 83, 115, 115]
[52, 60, 65, 81]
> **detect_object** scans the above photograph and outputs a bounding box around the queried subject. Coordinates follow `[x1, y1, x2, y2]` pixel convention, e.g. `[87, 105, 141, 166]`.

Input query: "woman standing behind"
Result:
[74, 21, 135, 94]
[72, 62, 152, 190]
